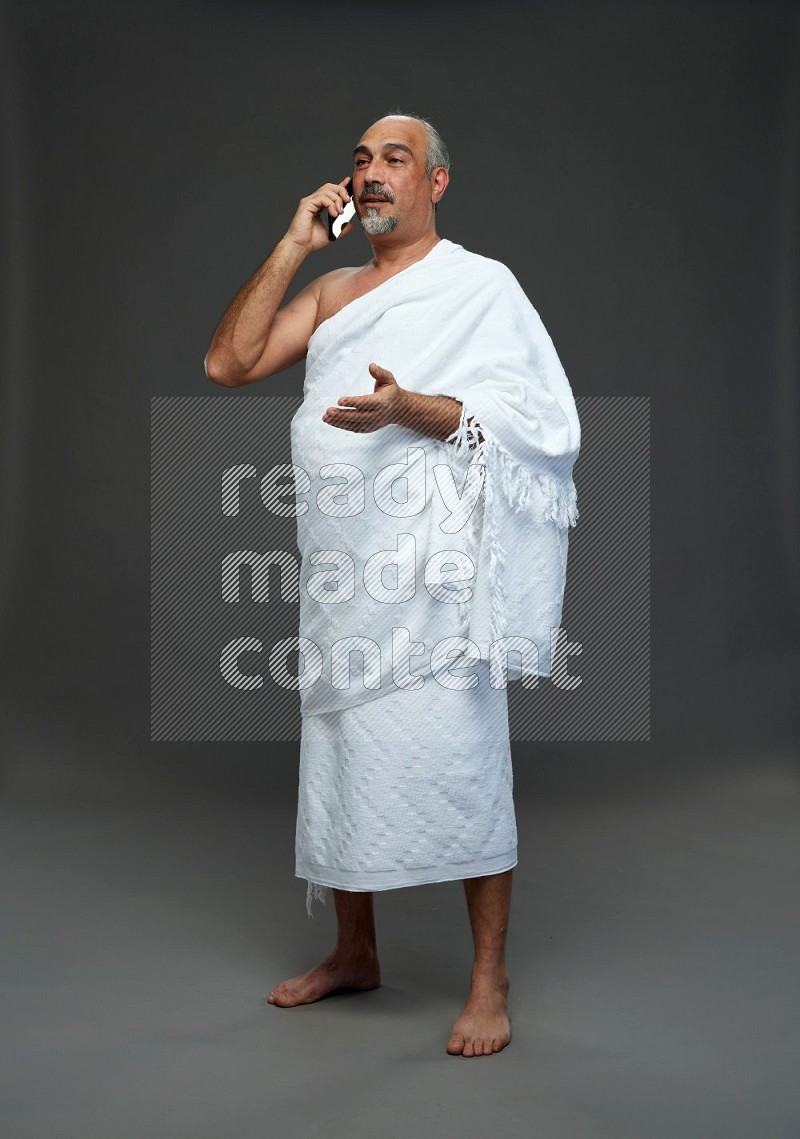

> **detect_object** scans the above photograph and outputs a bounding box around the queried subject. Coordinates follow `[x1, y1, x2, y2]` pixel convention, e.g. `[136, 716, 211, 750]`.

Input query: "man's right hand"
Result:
[285, 176, 354, 252]
[205, 177, 354, 387]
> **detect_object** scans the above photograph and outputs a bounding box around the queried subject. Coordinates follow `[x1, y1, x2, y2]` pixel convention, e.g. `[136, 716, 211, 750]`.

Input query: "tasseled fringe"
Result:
[444, 402, 579, 528]
[445, 404, 486, 461]
[445, 400, 579, 643]
[445, 403, 487, 629]
[305, 880, 328, 919]
[483, 458, 509, 643]
[487, 434, 580, 526]
[537, 472, 579, 528]
[455, 491, 484, 628]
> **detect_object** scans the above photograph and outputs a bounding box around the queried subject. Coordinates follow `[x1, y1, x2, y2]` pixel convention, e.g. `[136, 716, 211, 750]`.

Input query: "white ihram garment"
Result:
[295, 661, 517, 916]
[289, 239, 581, 917]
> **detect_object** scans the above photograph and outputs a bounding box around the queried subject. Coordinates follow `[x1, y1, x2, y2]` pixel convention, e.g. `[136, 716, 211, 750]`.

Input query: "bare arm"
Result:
[323, 363, 483, 446]
[392, 389, 463, 441]
[204, 178, 353, 387]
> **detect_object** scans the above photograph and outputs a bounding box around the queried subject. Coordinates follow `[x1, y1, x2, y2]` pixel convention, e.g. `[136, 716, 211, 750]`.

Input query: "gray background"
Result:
[1, 2, 798, 1137]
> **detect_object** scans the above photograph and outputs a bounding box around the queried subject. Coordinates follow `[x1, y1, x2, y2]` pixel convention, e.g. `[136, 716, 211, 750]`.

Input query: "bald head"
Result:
[351, 114, 450, 245]
[369, 113, 450, 177]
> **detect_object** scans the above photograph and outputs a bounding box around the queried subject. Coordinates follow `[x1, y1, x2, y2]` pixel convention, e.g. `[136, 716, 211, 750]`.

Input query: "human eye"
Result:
[354, 157, 368, 166]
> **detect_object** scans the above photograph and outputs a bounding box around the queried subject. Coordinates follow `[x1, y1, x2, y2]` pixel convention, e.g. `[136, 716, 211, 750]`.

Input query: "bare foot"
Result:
[447, 967, 512, 1056]
[267, 949, 381, 1007]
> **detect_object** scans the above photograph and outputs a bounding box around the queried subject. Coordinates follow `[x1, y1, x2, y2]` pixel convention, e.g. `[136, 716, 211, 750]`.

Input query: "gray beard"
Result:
[360, 207, 398, 235]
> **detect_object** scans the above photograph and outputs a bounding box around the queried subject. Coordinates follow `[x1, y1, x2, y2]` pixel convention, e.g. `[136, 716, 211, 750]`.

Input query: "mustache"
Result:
[359, 183, 395, 203]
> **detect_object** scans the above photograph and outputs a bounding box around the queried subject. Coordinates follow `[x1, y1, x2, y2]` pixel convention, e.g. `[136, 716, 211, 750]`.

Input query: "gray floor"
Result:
[1, 717, 798, 1139]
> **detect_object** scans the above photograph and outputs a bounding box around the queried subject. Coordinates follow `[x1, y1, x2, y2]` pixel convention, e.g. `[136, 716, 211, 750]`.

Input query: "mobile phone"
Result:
[328, 179, 356, 241]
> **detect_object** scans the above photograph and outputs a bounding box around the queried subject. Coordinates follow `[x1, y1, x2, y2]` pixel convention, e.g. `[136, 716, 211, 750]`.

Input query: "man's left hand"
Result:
[323, 363, 406, 433]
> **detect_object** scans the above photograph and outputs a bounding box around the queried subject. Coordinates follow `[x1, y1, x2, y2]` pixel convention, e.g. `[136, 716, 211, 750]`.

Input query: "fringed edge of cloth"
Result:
[305, 879, 329, 919]
[444, 400, 579, 643]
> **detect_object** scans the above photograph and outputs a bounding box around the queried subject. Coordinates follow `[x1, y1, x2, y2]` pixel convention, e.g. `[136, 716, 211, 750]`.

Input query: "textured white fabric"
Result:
[289, 237, 580, 917]
[289, 238, 581, 717]
[295, 661, 517, 917]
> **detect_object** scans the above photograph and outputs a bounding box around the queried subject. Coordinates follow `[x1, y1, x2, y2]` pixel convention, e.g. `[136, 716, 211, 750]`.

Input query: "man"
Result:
[204, 113, 580, 1057]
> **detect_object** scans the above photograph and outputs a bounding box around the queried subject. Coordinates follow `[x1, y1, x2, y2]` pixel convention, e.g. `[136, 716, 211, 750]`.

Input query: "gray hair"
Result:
[379, 110, 450, 176]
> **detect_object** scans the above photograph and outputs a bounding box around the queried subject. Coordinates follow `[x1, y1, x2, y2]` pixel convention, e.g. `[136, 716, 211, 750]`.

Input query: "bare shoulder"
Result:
[274, 264, 360, 326]
[312, 262, 373, 329]
[313, 264, 366, 294]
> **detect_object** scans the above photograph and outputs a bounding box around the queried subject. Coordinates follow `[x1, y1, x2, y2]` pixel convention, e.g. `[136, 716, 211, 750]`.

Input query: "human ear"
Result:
[431, 166, 449, 206]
